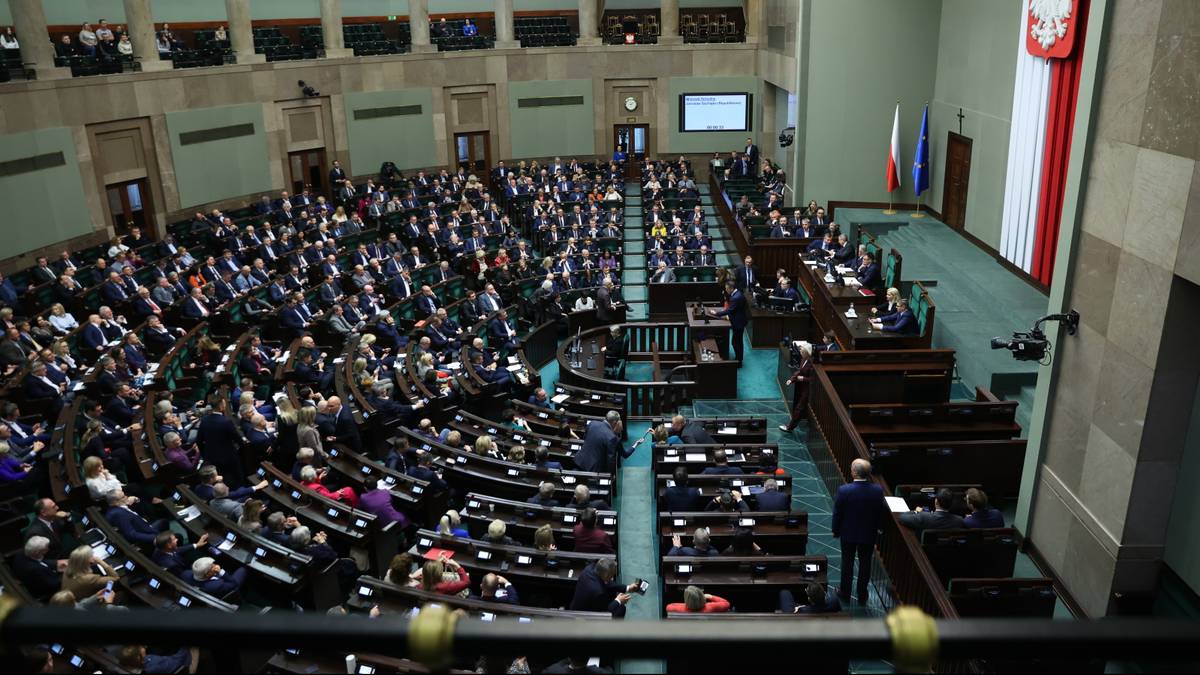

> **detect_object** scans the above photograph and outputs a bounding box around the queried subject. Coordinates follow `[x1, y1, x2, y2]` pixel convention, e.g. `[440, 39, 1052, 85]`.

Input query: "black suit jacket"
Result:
[569, 563, 627, 617]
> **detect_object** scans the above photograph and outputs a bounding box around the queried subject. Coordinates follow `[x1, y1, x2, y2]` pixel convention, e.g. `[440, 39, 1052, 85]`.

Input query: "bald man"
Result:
[831, 458, 886, 604]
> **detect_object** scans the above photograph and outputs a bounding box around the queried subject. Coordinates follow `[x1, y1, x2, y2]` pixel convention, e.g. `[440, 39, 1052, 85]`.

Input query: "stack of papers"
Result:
[551, 393, 571, 404]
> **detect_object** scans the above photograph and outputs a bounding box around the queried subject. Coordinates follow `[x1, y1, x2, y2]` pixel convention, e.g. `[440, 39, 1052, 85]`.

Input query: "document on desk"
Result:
[506, 364, 523, 372]
[717, 427, 738, 435]
[551, 393, 570, 404]
[685, 453, 708, 462]
[885, 496, 911, 513]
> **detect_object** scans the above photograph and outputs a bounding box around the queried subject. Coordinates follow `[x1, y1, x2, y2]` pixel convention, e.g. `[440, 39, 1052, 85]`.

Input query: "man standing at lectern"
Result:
[709, 280, 748, 366]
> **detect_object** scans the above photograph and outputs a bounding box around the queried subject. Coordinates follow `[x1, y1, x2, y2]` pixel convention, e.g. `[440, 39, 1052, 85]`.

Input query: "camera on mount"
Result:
[990, 310, 1079, 363]
[297, 80, 320, 97]
[778, 126, 795, 148]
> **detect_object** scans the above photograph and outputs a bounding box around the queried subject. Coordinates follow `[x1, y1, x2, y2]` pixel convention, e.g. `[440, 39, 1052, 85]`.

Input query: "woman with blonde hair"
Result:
[506, 445, 526, 464]
[275, 396, 299, 457]
[533, 524, 557, 551]
[872, 287, 901, 316]
[82, 455, 123, 501]
[47, 303, 78, 335]
[332, 205, 349, 224]
[474, 435, 498, 458]
[416, 555, 470, 595]
[238, 498, 265, 530]
[296, 405, 323, 456]
[435, 510, 468, 538]
[62, 545, 118, 598]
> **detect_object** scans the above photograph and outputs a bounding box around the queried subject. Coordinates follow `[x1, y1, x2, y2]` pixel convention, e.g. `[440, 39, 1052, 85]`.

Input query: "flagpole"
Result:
[884, 99, 899, 215]
[912, 100, 928, 218]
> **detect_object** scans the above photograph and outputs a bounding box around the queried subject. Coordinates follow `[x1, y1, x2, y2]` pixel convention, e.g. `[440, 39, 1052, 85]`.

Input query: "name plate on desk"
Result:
[684, 453, 707, 462]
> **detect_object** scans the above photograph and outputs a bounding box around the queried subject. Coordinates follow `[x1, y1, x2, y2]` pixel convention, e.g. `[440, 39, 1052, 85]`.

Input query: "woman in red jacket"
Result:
[666, 585, 731, 614]
[299, 465, 359, 508]
[418, 555, 470, 595]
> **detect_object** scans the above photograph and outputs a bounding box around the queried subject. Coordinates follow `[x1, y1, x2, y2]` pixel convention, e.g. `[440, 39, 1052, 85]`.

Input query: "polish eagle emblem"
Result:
[1027, 0, 1079, 59]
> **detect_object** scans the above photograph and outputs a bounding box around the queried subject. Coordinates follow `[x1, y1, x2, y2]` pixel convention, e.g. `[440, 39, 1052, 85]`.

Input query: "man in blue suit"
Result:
[574, 411, 637, 475]
[105, 491, 169, 546]
[831, 458, 886, 604]
[182, 556, 247, 597]
[856, 252, 881, 290]
[488, 309, 519, 357]
[755, 478, 791, 512]
[152, 531, 208, 578]
[710, 280, 749, 365]
[876, 299, 917, 335]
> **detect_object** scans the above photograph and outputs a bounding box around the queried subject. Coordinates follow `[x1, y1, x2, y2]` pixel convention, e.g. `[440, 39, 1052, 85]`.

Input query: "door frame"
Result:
[104, 178, 153, 237]
[453, 131, 492, 174]
[942, 131, 973, 231]
[613, 123, 651, 177]
[288, 148, 328, 198]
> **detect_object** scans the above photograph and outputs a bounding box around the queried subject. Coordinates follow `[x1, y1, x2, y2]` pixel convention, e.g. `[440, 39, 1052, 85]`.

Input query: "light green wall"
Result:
[801, 0, 941, 205]
[343, 89, 437, 173]
[929, 0, 1019, 250]
[0, 128, 92, 256]
[507, 80, 596, 159]
[667, 76, 762, 154]
[166, 104, 272, 209]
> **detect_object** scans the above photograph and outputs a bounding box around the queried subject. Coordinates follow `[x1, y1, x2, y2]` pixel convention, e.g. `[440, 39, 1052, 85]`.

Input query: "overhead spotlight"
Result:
[298, 80, 320, 97]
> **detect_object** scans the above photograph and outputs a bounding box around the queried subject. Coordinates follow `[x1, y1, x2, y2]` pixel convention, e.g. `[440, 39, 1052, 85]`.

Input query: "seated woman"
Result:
[412, 556, 470, 596]
[666, 585, 731, 614]
[47, 304, 78, 335]
[434, 510, 469, 538]
[61, 545, 119, 599]
[299, 465, 359, 508]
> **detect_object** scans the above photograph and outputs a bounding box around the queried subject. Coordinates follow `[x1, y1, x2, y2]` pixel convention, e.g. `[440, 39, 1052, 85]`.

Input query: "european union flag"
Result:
[912, 104, 930, 196]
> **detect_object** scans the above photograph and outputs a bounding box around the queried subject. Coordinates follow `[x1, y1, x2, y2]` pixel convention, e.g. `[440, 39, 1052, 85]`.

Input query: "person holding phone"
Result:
[61, 545, 119, 598]
[570, 558, 640, 618]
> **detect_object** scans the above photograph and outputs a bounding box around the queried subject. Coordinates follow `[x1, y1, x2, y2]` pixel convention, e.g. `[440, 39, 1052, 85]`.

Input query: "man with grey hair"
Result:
[209, 483, 245, 521]
[831, 458, 886, 605]
[756, 477, 790, 512]
[569, 483, 610, 511]
[667, 527, 719, 557]
[183, 556, 247, 596]
[575, 410, 638, 474]
[13, 535, 63, 599]
[527, 481, 560, 508]
[105, 490, 168, 545]
[569, 557, 640, 617]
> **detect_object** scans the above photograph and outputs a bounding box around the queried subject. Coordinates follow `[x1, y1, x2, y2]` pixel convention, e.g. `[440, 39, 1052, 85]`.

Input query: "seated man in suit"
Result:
[487, 308, 519, 357]
[755, 478, 791, 511]
[472, 351, 512, 392]
[469, 573, 520, 606]
[663, 466, 701, 512]
[898, 488, 964, 533]
[700, 449, 743, 475]
[405, 451, 448, 493]
[779, 581, 843, 615]
[872, 298, 917, 335]
[182, 556, 248, 597]
[666, 527, 720, 556]
[855, 252, 881, 290]
[526, 481, 561, 508]
[830, 233, 855, 266]
[963, 488, 1005, 529]
[806, 232, 836, 257]
[104, 490, 169, 546]
[151, 531, 209, 578]
[650, 261, 676, 284]
[13, 536, 63, 600]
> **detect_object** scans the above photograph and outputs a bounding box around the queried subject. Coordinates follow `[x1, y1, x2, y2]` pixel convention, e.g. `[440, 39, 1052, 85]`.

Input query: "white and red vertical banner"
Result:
[886, 103, 901, 194]
[1000, 0, 1088, 287]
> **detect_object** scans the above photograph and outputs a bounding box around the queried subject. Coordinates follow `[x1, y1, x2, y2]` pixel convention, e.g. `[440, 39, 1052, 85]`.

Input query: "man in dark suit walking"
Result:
[574, 411, 637, 475]
[196, 397, 245, 487]
[710, 280, 749, 365]
[831, 458, 886, 604]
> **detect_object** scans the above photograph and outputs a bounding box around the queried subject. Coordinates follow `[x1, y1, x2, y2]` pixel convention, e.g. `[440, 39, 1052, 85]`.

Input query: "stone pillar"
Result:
[659, 0, 682, 45]
[319, 0, 351, 58]
[743, 0, 763, 45]
[494, 0, 519, 49]
[224, 0, 264, 64]
[9, 0, 71, 79]
[122, 0, 172, 71]
[577, 0, 601, 46]
[408, 0, 435, 54]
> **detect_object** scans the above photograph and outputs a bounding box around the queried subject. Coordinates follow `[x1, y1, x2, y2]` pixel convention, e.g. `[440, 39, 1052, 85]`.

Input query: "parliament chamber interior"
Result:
[1, 0, 1199, 672]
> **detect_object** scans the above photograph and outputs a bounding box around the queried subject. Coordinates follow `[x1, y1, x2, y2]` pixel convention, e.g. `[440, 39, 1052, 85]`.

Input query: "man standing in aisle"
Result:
[831, 458, 886, 605]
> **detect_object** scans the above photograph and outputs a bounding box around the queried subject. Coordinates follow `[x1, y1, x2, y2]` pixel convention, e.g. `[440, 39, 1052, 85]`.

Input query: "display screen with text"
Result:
[679, 93, 751, 132]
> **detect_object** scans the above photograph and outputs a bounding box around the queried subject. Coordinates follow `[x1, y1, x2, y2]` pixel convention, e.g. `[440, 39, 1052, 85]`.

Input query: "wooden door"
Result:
[454, 132, 491, 174]
[942, 132, 972, 230]
[104, 179, 152, 236]
[288, 149, 327, 197]
[613, 124, 650, 179]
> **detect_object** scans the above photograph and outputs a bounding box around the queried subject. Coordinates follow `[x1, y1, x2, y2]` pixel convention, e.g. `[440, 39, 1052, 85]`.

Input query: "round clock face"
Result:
[624, 97, 638, 111]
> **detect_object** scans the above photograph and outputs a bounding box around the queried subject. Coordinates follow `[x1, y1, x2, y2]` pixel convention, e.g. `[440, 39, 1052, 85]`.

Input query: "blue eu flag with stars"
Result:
[912, 104, 930, 196]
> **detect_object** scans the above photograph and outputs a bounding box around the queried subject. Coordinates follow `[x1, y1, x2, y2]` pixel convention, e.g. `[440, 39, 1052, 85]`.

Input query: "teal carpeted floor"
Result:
[838, 209, 1049, 434]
